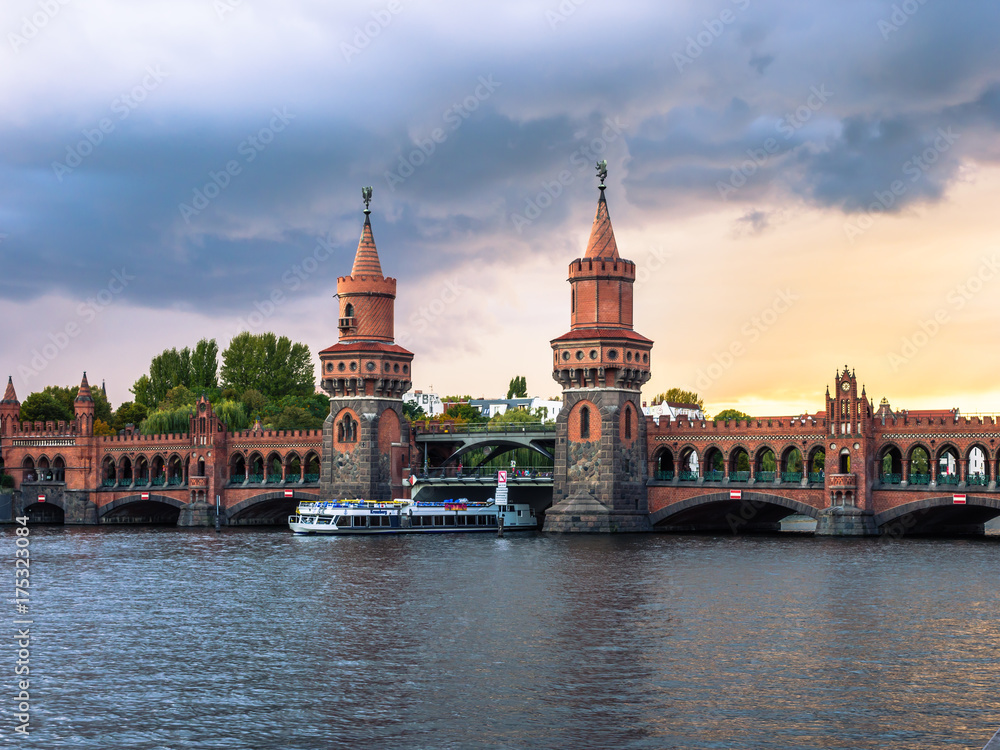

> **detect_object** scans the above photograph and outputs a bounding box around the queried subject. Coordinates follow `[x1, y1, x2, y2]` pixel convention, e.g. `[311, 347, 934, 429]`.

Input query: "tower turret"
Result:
[318, 187, 413, 501]
[546, 162, 654, 533]
[74, 372, 95, 436]
[1, 376, 19, 436]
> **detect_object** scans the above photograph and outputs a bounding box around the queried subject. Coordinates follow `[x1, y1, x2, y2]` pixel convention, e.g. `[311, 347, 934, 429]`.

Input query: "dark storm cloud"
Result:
[3, 0, 1000, 317]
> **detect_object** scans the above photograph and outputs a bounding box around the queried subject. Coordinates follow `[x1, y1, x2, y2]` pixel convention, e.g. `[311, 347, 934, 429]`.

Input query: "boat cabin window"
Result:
[445, 516, 456, 526]
[353, 516, 367, 527]
[456, 516, 466, 525]
[433, 515, 444, 525]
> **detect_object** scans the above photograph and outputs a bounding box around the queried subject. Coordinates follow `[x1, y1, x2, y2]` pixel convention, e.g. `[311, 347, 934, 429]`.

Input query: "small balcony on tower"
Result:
[338, 316, 356, 332]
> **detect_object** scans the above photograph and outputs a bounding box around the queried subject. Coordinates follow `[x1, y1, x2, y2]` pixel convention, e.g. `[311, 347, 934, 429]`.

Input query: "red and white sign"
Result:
[730, 489, 742, 500]
[141, 492, 149, 500]
[408, 474, 417, 486]
[284, 490, 294, 498]
[498, 470, 507, 486]
[37, 494, 46, 503]
[953, 494, 967, 504]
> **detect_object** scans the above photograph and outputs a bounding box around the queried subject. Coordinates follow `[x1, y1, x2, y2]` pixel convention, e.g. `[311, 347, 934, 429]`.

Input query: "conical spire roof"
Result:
[584, 188, 620, 259]
[75, 372, 94, 403]
[351, 214, 384, 277]
[2, 376, 18, 405]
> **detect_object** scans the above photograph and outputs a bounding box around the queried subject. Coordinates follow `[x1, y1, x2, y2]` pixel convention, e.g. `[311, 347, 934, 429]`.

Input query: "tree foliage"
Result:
[20, 392, 72, 423]
[221, 332, 314, 399]
[140, 406, 194, 436]
[403, 400, 426, 422]
[506, 376, 527, 399]
[713, 409, 753, 423]
[113, 402, 149, 431]
[131, 338, 219, 408]
[444, 403, 487, 423]
[93, 419, 116, 437]
[651, 388, 704, 410]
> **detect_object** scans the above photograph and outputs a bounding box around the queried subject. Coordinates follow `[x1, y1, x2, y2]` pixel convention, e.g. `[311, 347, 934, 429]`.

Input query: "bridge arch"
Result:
[875, 495, 1000, 536]
[754, 446, 777, 478]
[226, 490, 320, 525]
[878, 443, 903, 483]
[650, 490, 821, 532]
[652, 446, 674, 477]
[100, 493, 186, 524]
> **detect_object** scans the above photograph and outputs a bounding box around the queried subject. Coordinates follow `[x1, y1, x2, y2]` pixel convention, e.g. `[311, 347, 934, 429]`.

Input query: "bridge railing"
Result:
[414, 421, 557, 436]
[418, 466, 554, 480]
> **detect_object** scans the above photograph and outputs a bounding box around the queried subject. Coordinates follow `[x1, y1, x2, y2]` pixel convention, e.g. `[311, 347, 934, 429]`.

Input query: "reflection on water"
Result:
[14, 527, 1000, 749]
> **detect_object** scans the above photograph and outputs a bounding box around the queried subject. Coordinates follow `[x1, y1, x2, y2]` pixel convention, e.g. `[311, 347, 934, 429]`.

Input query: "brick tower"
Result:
[1, 377, 19, 436]
[74, 372, 95, 437]
[546, 164, 654, 532]
[318, 187, 413, 501]
[816, 366, 878, 535]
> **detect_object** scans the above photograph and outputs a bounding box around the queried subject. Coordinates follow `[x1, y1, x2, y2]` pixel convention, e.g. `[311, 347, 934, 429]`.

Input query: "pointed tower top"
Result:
[351, 187, 384, 277]
[101, 379, 107, 397]
[75, 372, 94, 403]
[2, 376, 18, 405]
[584, 163, 620, 260]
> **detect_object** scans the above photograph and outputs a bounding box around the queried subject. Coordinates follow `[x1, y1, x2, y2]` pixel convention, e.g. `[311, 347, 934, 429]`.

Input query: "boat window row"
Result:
[411, 515, 497, 527]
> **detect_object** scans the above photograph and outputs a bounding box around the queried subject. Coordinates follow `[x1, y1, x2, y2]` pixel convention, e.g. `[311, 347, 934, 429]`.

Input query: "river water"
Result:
[7, 527, 1000, 749]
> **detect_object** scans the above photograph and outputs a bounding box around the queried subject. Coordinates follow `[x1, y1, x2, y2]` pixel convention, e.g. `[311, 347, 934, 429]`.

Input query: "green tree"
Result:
[444, 403, 487, 423]
[240, 388, 269, 420]
[20, 392, 73, 423]
[506, 376, 527, 399]
[713, 409, 753, 423]
[403, 400, 426, 421]
[490, 407, 538, 426]
[221, 332, 314, 399]
[191, 338, 219, 390]
[140, 406, 195, 436]
[213, 400, 250, 432]
[113, 401, 149, 431]
[29, 384, 112, 424]
[273, 406, 324, 431]
[162, 385, 197, 410]
[131, 374, 155, 408]
[651, 388, 704, 410]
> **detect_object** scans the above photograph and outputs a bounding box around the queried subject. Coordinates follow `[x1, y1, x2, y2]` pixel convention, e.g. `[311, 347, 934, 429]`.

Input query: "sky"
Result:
[3, 0, 1000, 418]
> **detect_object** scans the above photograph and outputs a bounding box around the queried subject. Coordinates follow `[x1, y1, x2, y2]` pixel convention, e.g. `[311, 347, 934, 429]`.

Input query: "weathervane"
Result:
[596, 160, 608, 190]
[362, 186, 373, 214]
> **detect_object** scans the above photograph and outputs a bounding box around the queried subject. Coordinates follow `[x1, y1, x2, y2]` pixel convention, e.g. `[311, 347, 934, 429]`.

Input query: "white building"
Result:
[403, 390, 445, 417]
[643, 401, 705, 425]
[468, 398, 562, 422]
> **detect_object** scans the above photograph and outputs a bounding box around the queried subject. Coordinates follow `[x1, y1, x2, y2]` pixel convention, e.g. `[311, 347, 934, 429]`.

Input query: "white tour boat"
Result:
[288, 498, 538, 535]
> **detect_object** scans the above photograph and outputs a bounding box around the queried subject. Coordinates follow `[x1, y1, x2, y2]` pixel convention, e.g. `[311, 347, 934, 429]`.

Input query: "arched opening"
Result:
[838, 449, 851, 474]
[135, 456, 149, 486]
[266, 452, 283, 484]
[679, 447, 699, 480]
[580, 405, 590, 440]
[286, 453, 302, 483]
[968, 446, 989, 486]
[227, 494, 303, 526]
[118, 457, 133, 487]
[21, 457, 36, 483]
[151, 456, 165, 486]
[37, 456, 51, 482]
[807, 447, 826, 483]
[879, 445, 903, 484]
[338, 413, 358, 443]
[52, 456, 66, 483]
[304, 452, 321, 483]
[623, 405, 632, 440]
[102, 498, 181, 525]
[101, 456, 117, 488]
[781, 447, 803, 483]
[878, 497, 1000, 537]
[650, 491, 820, 533]
[729, 447, 750, 482]
[654, 448, 675, 480]
[196, 457, 206, 477]
[703, 447, 724, 481]
[344, 302, 355, 318]
[248, 453, 264, 483]
[908, 446, 930, 485]
[755, 448, 777, 482]
[230, 454, 247, 484]
[167, 455, 184, 486]
[24, 501, 64, 524]
[936, 446, 960, 485]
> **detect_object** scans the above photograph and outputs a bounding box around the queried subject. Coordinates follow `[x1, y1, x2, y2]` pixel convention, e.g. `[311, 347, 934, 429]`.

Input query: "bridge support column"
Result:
[177, 497, 214, 527]
[815, 505, 877, 536]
